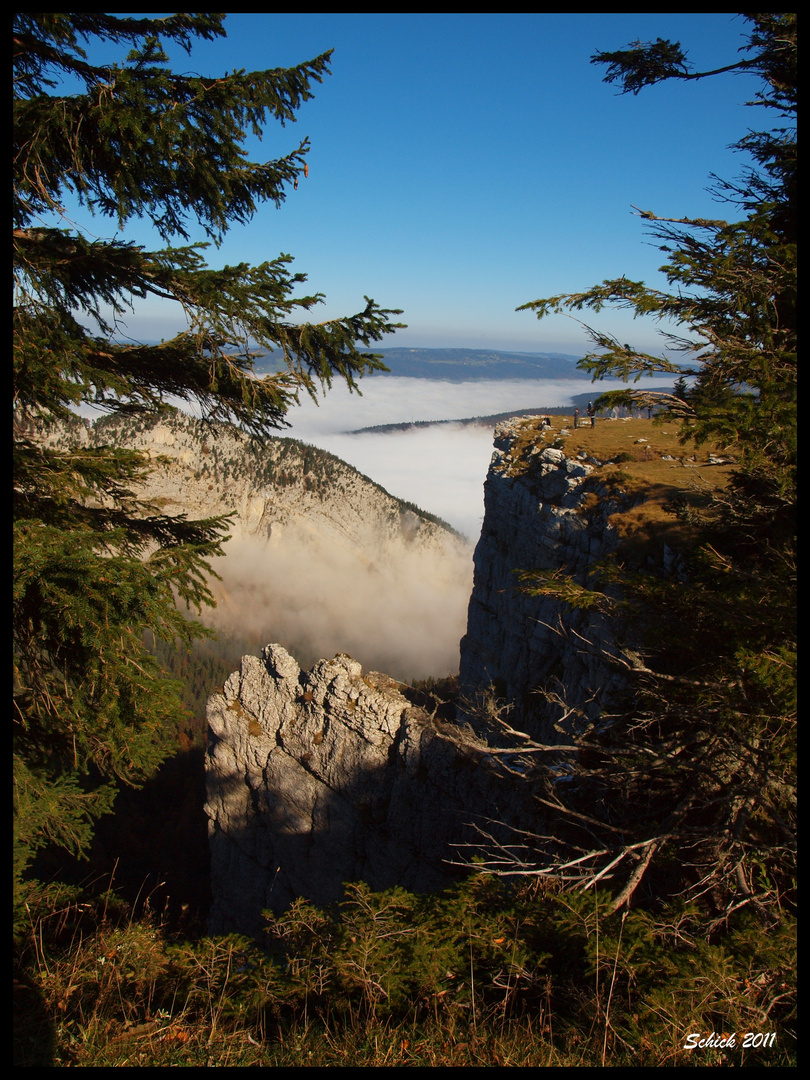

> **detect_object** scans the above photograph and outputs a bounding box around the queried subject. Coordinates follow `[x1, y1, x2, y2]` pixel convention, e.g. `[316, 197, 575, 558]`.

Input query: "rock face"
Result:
[459, 418, 634, 741]
[205, 644, 531, 937]
[45, 409, 461, 555]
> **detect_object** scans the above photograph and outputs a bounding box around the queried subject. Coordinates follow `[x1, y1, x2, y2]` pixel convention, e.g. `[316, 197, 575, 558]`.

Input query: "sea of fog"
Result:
[282, 375, 629, 543]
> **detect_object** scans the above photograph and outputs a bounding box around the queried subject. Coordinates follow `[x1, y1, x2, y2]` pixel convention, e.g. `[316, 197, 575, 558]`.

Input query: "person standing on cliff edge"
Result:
[574, 408, 579, 429]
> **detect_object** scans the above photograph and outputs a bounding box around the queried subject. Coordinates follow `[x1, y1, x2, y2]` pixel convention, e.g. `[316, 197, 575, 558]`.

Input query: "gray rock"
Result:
[205, 644, 534, 937]
[458, 420, 634, 740]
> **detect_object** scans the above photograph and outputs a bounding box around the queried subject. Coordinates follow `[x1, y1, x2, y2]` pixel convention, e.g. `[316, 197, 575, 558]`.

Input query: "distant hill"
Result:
[349, 406, 572, 435]
[254, 347, 588, 382]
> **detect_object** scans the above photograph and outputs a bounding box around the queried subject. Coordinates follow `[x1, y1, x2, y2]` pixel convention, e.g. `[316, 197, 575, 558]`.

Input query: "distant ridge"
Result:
[255, 346, 589, 382]
[348, 387, 678, 435]
[348, 406, 572, 435]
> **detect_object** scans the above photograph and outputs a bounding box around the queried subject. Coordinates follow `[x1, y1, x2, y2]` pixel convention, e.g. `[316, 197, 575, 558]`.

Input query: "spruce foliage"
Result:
[13, 13, 403, 900]
[515, 15, 796, 920]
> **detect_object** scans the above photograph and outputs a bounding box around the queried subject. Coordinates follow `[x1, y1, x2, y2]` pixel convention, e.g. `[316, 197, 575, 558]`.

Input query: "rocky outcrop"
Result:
[459, 417, 634, 741]
[205, 644, 534, 937]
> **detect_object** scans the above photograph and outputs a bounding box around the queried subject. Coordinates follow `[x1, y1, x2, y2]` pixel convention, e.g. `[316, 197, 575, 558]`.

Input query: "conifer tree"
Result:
[13, 13, 403, 894]
[514, 14, 796, 920]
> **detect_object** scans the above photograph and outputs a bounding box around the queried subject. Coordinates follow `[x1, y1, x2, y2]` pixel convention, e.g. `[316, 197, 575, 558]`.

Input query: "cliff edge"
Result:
[205, 414, 712, 935]
[458, 416, 636, 740]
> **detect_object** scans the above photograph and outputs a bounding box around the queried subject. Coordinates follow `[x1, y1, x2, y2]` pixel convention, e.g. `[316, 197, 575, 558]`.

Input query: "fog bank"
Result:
[284, 376, 625, 541]
[204, 530, 473, 683]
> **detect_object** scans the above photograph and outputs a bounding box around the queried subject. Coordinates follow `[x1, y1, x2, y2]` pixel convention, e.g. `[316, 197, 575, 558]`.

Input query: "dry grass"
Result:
[505, 414, 737, 555]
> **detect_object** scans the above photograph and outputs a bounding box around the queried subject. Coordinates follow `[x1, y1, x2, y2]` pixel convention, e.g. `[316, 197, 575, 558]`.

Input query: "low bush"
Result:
[14, 874, 796, 1067]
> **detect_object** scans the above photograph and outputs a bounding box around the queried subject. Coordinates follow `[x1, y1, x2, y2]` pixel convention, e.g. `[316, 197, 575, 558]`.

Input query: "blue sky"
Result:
[60, 13, 763, 357]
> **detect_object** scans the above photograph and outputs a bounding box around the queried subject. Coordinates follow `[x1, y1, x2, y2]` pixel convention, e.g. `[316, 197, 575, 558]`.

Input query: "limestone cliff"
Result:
[458, 417, 636, 741]
[204, 416, 645, 935]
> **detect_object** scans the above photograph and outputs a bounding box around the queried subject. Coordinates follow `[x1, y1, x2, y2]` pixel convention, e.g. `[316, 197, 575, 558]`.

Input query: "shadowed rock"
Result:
[205, 644, 529, 937]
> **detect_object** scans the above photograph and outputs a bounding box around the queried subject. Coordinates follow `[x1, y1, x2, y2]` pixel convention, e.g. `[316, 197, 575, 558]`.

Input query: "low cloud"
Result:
[284, 376, 596, 436]
[314, 424, 495, 542]
[204, 530, 474, 683]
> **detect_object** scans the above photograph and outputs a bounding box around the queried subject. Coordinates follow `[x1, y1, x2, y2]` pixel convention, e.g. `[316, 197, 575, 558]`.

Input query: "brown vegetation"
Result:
[508, 414, 736, 553]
